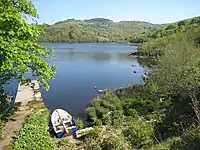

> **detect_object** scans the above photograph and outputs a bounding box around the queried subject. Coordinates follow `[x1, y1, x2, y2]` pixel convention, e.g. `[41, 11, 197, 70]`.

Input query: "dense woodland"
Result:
[39, 18, 157, 43]
[130, 16, 200, 43]
[0, 0, 200, 149]
[134, 16, 200, 56]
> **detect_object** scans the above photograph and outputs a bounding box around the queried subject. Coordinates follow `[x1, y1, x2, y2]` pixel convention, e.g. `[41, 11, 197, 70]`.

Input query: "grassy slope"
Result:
[12, 103, 55, 150]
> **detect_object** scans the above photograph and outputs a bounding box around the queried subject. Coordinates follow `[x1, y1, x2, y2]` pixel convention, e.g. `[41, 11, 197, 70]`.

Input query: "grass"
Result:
[0, 120, 5, 138]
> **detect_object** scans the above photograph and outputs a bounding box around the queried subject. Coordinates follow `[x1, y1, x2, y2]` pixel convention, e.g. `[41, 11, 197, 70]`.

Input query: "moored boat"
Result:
[97, 89, 104, 93]
[51, 109, 77, 138]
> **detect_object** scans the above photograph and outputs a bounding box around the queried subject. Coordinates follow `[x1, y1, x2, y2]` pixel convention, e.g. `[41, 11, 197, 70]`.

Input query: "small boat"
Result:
[51, 109, 77, 138]
[97, 89, 104, 93]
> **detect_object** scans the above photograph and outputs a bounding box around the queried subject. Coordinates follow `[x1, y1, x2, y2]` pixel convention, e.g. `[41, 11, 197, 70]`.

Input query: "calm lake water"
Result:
[4, 43, 148, 119]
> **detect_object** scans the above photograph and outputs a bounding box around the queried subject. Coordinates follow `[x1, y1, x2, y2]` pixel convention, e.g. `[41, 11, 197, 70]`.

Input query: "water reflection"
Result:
[51, 50, 139, 63]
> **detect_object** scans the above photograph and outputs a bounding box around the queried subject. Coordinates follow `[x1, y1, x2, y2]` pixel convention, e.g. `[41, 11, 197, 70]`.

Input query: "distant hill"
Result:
[39, 18, 158, 43]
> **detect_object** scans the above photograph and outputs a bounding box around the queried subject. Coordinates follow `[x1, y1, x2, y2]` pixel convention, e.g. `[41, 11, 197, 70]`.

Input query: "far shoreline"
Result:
[39, 41, 141, 46]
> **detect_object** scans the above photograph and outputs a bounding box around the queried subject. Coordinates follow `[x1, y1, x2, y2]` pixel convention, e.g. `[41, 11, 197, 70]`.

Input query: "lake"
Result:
[4, 43, 148, 119]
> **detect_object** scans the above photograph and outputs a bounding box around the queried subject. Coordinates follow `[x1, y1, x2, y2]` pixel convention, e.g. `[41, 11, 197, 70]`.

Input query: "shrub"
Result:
[91, 100, 102, 107]
[86, 107, 97, 122]
[101, 136, 125, 150]
[94, 119, 102, 127]
[85, 127, 130, 150]
[84, 137, 102, 150]
[57, 138, 69, 148]
[13, 110, 55, 150]
[178, 125, 200, 150]
[125, 109, 138, 118]
[76, 118, 84, 129]
[87, 126, 101, 139]
[123, 120, 153, 148]
[149, 137, 181, 150]
[96, 107, 109, 119]
[112, 110, 124, 127]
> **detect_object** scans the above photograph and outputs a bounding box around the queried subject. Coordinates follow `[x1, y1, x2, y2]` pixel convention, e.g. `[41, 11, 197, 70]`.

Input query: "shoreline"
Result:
[128, 51, 155, 58]
[128, 55, 150, 58]
[39, 41, 141, 46]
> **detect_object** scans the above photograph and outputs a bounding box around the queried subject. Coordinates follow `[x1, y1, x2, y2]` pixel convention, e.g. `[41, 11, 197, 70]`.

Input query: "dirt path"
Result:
[0, 80, 42, 150]
[0, 105, 31, 150]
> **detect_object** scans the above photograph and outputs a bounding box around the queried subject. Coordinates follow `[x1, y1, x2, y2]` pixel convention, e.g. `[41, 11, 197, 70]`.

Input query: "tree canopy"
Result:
[0, 0, 55, 90]
[131, 16, 200, 56]
[129, 16, 200, 45]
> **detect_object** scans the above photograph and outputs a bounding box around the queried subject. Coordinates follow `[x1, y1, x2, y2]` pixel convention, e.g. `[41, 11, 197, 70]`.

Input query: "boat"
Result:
[51, 109, 77, 138]
[97, 89, 104, 93]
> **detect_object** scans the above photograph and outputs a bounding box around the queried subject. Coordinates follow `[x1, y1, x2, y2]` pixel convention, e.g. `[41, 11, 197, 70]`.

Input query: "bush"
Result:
[85, 127, 130, 150]
[87, 126, 101, 139]
[112, 110, 124, 127]
[125, 109, 138, 118]
[76, 118, 84, 129]
[123, 120, 153, 148]
[91, 100, 102, 107]
[0, 92, 10, 138]
[13, 110, 55, 150]
[101, 136, 125, 150]
[96, 107, 109, 119]
[149, 137, 181, 150]
[94, 119, 103, 127]
[85, 137, 102, 150]
[57, 138, 69, 148]
[178, 125, 200, 150]
[86, 107, 97, 123]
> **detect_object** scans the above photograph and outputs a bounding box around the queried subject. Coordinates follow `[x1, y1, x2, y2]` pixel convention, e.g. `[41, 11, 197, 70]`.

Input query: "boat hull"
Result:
[51, 109, 77, 138]
[56, 131, 64, 138]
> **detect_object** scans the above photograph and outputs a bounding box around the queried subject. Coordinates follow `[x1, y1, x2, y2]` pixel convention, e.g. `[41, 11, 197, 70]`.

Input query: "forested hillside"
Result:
[39, 18, 158, 43]
[130, 16, 200, 44]
[129, 16, 200, 56]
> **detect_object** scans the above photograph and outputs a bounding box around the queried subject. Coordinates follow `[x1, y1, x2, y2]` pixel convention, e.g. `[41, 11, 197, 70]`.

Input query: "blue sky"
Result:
[32, 0, 200, 24]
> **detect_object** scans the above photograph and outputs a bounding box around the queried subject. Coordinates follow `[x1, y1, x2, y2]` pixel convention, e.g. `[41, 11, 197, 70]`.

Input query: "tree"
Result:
[152, 31, 161, 38]
[0, 0, 56, 90]
[178, 19, 190, 26]
[148, 37, 200, 96]
[191, 17, 200, 24]
[166, 24, 177, 30]
[68, 25, 74, 40]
